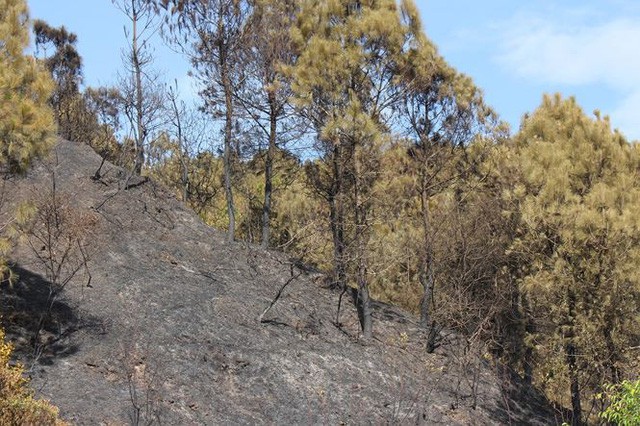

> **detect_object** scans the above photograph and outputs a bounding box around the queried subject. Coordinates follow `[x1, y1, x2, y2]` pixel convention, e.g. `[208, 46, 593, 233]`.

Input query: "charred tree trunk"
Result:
[602, 314, 621, 385]
[219, 33, 236, 243]
[132, 3, 145, 176]
[418, 249, 434, 326]
[522, 296, 535, 386]
[356, 259, 372, 338]
[353, 150, 372, 339]
[567, 340, 582, 426]
[565, 288, 582, 426]
[329, 142, 347, 290]
[168, 88, 189, 203]
[597, 260, 621, 385]
[261, 91, 277, 249]
[419, 250, 437, 353]
[418, 170, 437, 352]
[180, 149, 189, 204]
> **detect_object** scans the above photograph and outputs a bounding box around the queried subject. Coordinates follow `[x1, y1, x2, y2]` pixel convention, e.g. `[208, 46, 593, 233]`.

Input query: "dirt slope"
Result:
[1, 140, 558, 425]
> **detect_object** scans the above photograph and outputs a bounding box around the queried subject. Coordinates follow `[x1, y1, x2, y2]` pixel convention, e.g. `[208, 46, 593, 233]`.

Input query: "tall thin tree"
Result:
[289, 0, 422, 338]
[237, 0, 299, 248]
[32, 20, 83, 141]
[148, 0, 252, 242]
[114, 0, 165, 176]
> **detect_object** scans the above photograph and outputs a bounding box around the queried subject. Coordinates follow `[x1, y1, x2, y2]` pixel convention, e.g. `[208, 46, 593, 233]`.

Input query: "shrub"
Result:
[601, 380, 640, 426]
[0, 327, 66, 425]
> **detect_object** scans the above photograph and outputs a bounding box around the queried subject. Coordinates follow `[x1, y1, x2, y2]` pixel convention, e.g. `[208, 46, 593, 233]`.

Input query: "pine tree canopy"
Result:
[0, 0, 56, 174]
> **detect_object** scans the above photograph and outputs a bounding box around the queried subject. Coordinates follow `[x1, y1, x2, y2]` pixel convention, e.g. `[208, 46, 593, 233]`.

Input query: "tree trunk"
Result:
[357, 263, 372, 339]
[132, 2, 145, 176]
[565, 288, 582, 426]
[567, 340, 582, 426]
[598, 261, 621, 385]
[418, 255, 434, 326]
[602, 315, 621, 384]
[418, 174, 435, 329]
[220, 47, 236, 243]
[354, 154, 372, 339]
[169, 89, 188, 203]
[520, 292, 535, 386]
[181, 153, 189, 203]
[261, 91, 277, 249]
[329, 143, 347, 290]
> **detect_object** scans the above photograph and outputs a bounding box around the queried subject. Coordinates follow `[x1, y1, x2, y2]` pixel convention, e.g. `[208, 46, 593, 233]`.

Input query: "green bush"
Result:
[601, 380, 640, 426]
[0, 328, 66, 425]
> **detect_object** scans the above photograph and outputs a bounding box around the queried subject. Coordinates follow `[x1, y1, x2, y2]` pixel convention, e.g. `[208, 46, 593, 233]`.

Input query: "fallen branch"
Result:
[124, 176, 149, 190]
[259, 264, 302, 323]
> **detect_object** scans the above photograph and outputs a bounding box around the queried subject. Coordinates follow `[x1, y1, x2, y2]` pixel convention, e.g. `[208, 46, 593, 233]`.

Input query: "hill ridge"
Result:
[1, 139, 556, 425]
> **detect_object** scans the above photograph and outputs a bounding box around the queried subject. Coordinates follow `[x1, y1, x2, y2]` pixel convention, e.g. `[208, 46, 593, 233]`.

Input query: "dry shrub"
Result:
[15, 177, 98, 365]
[20, 183, 97, 292]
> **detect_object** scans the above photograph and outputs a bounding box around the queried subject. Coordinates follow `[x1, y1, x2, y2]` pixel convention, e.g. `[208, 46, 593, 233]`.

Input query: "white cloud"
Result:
[496, 13, 640, 139]
[498, 18, 640, 89]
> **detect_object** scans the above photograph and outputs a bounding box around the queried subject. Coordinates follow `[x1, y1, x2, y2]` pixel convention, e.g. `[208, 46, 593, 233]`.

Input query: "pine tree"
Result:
[395, 3, 502, 348]
[0, 0, 56, 277]
[0, 1, 62, 424]
[505, 94, 640, 425]
[0, 0, 56, 174]
[113, 0, 165, 176]
[288, 0, 423, 338]
[239, 0, 298, 249]
[32, 19, 83, 141]
[154, 0, 253, 243]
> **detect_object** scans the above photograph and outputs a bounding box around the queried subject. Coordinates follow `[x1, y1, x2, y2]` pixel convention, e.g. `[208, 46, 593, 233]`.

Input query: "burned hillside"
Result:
[1, 140, 558, 424]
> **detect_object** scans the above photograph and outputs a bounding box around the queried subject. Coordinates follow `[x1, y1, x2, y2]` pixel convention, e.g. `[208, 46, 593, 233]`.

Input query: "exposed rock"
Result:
[1, 140, 558, 425]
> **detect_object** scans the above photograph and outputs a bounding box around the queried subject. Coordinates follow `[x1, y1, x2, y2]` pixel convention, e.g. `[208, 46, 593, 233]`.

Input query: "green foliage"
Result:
[0, 0, 56, 173]
[0, 328, 66, 425]
[82, 86, 124, 164]
[141, 2, 638, 418]
[500, 94, 640, 421]
[0, 3, 64, 423]
[601, 380, 640, 426]
[288, 1, 426, 324]
[148, 134, 310, 249]
[0, 0, 56, 278]
[33, 19, 83, 140]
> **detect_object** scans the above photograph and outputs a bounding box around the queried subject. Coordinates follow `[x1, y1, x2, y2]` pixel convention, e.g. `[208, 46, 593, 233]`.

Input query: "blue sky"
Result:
[27, 0, 640, 141]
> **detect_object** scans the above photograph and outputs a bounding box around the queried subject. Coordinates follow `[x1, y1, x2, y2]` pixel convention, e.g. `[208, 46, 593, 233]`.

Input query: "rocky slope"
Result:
[1, 140, 558, 424]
